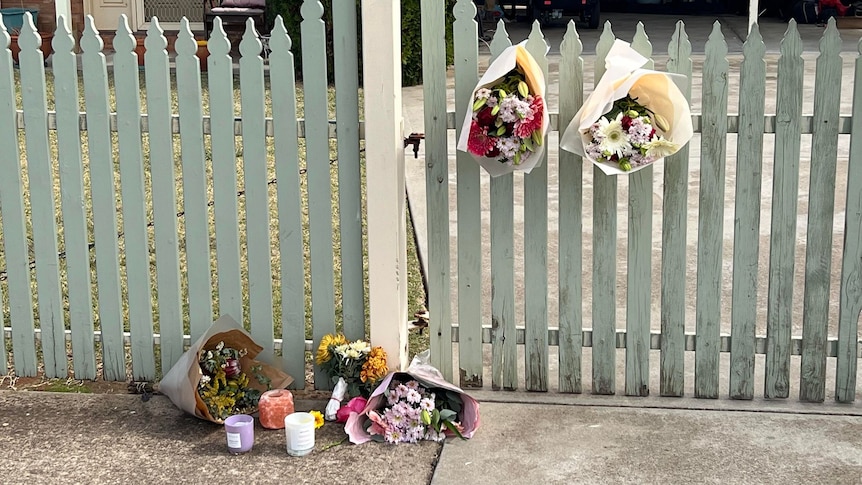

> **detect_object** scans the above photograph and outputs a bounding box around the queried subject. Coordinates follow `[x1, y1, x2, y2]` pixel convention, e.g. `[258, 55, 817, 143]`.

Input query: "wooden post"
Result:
[362, 0, 408, 371]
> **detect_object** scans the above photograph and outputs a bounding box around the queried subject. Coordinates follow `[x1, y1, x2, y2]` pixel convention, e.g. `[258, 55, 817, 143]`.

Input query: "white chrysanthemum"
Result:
[598, 116, 631, 157]
[344, 348, 361, 359]
[644, 137, 679, 159]
[349, 340, 371, 354]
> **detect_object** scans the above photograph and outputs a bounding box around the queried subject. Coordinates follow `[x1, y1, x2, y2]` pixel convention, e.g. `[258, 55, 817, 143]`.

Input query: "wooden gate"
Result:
[420, 0, 862, 403]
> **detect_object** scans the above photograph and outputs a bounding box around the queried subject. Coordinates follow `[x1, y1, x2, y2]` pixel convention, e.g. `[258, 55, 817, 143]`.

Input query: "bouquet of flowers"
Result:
[364, 378, 464, 443]
[345, 351, 480, 444]
[560, 39, 693, 176]
[316, 333, 388, 397]
[159, 315, 294, 424]
[197, 341, 270, 421]
[457, 43, 550, 177]
[583, 95, 678, 172]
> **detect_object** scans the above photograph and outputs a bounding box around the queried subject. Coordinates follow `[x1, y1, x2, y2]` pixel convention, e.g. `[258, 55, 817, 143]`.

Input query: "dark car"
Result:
[530, 0, 601, 29]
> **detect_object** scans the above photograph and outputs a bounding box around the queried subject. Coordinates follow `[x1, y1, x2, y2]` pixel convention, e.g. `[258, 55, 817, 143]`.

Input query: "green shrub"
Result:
[267, 0, 454, 86]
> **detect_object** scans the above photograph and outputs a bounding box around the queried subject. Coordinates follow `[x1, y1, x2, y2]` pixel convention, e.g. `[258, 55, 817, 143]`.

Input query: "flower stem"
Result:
[319, 437, 348, 452]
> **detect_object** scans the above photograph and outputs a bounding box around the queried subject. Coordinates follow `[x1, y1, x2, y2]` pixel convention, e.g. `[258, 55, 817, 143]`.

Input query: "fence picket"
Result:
[695, 22, 729, 399]
[592, 23, 617, 395]
[0, 15, 37, 376]
[144, 19, 184, 374]
[19, 16, 66, 378]
[114, 17, 156, 380]
[729, 25, 766, 400]
[301, 0, 337, 389]
[207, 19, 243, 328]
[420, 0, 453, 381]
[453, 0, 483, 388]
[524, 24, 550, 392]
[661, 21, 692, 397]
[81, 17, 126, 380]
[175, 19, 214, 343]
[800, 20, 842, 403]
[488, 22, 516, 391]
[270, 18, 306, 386]
[0, 14, 10, 374]
[765, 21, 803, 399]
[239, 22, 275, 357]
[332, 1, 365, 342]
[835, 37, 862, 404]
[558, 21, 584, 394]
[624, 23, 653, 397]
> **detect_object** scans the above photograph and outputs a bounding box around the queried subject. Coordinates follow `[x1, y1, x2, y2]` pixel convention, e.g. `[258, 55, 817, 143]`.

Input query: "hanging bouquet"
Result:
[457, 43, 550, 177]
[345, 351, 480, 444]
[560, 39, 693, 176]
[159, 315, 294, 424]
[583, 95, 678, 172]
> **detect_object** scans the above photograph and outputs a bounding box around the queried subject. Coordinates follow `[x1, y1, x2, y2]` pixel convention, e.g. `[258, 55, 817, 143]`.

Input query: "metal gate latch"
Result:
[403, 132, 425, 159]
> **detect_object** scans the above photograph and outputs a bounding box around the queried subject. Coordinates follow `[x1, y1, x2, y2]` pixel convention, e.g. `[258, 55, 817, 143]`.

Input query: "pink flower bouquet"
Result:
[344, 353, 480, 444]
[457, 43, 549, 177]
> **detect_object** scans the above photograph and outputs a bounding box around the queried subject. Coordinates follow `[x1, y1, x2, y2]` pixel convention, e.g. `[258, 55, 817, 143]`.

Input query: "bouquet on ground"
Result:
[316, 333, 388, 420]
[457, 42, 550, 177]
[344, 351, 480, 444]
[560, 39, 693, 176]
[159, 315, 294, 424]
[197, 341, 269, 421]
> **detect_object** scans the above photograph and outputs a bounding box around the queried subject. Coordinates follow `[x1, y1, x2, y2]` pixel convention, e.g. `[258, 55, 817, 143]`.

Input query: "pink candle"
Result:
[259, 389, 295, 429]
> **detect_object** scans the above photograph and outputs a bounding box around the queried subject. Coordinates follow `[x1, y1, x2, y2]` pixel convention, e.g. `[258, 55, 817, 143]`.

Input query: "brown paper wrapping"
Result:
[159, 315, 294, 424]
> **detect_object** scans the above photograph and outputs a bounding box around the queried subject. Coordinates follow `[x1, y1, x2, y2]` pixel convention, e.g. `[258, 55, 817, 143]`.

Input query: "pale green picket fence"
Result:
[0, 2, 365, 389]
[422, 0, 862, 403]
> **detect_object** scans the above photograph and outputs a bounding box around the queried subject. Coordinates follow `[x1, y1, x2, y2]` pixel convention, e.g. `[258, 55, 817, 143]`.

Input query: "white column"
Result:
[748, 0, 759, 33]
[362, 0, 408, 371]
[55, 0, 73, 32]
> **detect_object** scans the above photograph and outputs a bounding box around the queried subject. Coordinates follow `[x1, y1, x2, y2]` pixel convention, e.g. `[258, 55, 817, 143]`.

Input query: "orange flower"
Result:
[360, 346, 388, 383]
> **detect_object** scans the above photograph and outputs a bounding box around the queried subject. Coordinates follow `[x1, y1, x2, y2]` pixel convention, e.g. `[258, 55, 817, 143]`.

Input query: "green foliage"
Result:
[267, 0, 455, 86]
[44, 381, 92, 393]
[401, 0, 456, 86]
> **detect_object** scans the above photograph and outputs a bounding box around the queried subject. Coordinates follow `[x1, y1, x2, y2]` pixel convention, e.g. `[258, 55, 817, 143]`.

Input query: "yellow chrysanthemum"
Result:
[360, 346, 389, 383]
[310, 410, 324, 429]
[316, 333, 348, 365]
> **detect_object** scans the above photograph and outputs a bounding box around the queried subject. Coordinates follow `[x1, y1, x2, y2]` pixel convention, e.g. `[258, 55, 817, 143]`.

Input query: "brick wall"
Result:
[5, 0, 85, 36]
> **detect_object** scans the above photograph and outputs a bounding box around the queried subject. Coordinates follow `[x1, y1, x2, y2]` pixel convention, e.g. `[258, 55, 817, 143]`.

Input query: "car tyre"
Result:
[586, 0, 600, 29]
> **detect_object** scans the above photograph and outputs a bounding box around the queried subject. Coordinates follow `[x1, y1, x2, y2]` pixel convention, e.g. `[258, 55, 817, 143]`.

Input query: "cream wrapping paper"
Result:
[559, 39, 694, 176]
[456, 42, 550, 177]
[158, 315, 294, 424]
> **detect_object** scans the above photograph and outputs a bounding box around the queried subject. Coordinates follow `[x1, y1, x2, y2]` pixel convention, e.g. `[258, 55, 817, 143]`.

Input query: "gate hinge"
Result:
[403, 132, 425, 159]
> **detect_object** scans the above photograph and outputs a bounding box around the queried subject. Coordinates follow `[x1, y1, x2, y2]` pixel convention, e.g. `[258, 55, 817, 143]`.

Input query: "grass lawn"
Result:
[2, 67, 429, 384]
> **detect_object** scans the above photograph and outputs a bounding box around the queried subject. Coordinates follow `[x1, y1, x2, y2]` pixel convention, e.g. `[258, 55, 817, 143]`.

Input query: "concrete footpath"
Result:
[0, 390, 440, 485]
[433, 397, 862, 484]
[1, 389, 860, 484]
